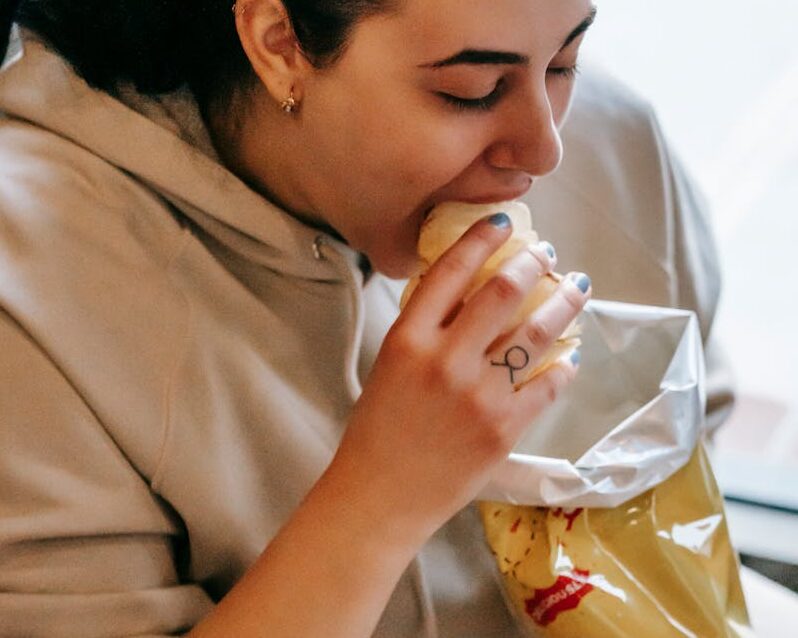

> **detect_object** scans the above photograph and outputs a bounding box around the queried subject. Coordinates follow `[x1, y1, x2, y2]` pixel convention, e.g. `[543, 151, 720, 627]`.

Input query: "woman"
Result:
[0, 1, 595, 636]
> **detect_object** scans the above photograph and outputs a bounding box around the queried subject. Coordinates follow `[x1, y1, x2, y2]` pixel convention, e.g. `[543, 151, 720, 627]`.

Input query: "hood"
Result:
[0, 27, 359, 283]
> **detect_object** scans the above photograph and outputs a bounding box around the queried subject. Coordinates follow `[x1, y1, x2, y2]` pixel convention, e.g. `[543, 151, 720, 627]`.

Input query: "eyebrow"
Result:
[419, 6, 597, 70]
[562, 6, 597, 50]
[421, 49, 528, 69]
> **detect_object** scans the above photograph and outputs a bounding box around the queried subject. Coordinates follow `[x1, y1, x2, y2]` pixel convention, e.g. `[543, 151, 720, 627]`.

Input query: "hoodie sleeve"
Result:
[0, 120, 214, 636]
[0, 308, 214, 637]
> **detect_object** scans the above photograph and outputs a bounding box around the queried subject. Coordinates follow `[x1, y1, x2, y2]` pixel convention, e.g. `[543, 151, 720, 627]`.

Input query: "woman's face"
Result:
[289, 0, 596, 278]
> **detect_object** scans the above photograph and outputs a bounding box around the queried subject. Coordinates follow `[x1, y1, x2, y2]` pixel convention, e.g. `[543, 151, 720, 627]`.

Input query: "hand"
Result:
[328, 214, 592, 549]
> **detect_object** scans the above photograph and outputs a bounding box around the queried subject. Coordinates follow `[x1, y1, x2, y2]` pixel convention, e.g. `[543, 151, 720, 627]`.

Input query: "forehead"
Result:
[360, 0, 594, 60]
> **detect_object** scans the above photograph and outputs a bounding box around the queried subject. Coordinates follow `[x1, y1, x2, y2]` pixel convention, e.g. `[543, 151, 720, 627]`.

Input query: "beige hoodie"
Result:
[0, 27, 731, 638]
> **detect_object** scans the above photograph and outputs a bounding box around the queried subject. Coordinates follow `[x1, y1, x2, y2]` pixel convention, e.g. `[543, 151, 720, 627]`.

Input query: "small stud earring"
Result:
[280, 91, 299, 114]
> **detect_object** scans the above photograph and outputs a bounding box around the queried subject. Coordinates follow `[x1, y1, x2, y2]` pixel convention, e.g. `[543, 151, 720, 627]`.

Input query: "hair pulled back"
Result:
[0, 0, 393, 107]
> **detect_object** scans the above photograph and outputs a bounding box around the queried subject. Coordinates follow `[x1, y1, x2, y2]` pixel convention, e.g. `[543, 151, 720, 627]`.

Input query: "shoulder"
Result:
[0, 118, 186, 267]
[0, 116, 191, 316]
[0, 117, 192, 339]
[0, 118, 193, 479]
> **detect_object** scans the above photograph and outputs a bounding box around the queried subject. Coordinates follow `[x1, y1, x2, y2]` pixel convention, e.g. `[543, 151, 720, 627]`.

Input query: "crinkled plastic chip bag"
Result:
[476, 300, 754, 637]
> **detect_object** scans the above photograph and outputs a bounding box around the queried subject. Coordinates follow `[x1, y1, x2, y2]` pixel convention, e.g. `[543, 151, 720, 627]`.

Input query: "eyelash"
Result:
[438, 79, 506, 112]
[547, 63, 580, 80]
[438, 64, 580, 113]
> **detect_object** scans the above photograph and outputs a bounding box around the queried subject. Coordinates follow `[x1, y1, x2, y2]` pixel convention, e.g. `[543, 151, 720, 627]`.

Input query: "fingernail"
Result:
[539, 241, 556, 260]
[487, 212, 511, 229]
[570, 349, 581, 367]
[571, 272, 591, 294]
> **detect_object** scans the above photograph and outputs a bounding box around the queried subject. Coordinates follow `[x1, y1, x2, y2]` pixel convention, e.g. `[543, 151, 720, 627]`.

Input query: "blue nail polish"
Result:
[573, 273, 591, 294]
[487, 212, 511, 228]
[570, 349, 581, 366]
[540, 241, 556, 260]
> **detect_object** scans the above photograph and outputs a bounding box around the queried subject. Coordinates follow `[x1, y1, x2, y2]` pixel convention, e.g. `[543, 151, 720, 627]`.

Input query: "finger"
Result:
[447, 242, 556, 353]
[485, 273, 590, 386]
[401, 213, 514, 329]
[505, 355, 580, 438]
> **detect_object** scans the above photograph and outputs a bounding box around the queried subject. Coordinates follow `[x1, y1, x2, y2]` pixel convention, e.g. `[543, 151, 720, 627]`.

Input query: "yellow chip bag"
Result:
[403, 201, 753, 637]
[480, 445, 752, 636]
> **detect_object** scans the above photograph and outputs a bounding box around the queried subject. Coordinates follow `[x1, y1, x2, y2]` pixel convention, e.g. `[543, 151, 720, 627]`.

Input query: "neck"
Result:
[203, 89, 330, 232]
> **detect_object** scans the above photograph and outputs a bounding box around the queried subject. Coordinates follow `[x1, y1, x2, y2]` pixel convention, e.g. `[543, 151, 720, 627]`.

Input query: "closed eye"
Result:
[437, 79, 506, 112]
[547, 64, 580, 80]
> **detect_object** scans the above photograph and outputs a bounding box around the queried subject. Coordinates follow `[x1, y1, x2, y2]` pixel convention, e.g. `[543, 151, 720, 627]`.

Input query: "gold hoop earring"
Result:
[280, 91, 299, 114]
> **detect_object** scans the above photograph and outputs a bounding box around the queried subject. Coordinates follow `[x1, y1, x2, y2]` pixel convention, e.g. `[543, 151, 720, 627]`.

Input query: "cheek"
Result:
[312, 62, 487, 206]
[364, 108, 487, 193]
[304, 80, 487, 272]
[339, 122, 485, 275]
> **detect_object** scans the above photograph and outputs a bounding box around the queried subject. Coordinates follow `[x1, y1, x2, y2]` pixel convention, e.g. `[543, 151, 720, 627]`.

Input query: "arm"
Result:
[1, 291, 412, 637]
[191, 216, 589, 637]
[0, 309, 213, 637]
[188, 458, 421, 637]
[0, 218, 586, 637]
[1, 183, 585, 636]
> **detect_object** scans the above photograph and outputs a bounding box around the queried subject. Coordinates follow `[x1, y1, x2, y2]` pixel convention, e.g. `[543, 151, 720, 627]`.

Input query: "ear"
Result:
[234, 0, 312, 107]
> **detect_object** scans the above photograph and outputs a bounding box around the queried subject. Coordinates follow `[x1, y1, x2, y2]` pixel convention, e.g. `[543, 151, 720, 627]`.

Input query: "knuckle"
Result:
[384, 326, 428, 361]
[525, 317, 554, 345]
[539, 365, 571, 403]
[436, 250, 472, 280]
[491, 272, 525, 303]
[540, 373, 561, 403]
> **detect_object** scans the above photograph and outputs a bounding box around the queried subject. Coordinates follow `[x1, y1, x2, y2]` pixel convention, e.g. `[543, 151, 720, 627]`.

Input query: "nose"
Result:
[484, 84, 563, 178]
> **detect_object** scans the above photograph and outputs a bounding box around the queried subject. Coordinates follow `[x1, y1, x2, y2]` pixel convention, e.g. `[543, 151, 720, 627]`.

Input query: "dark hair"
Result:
[0, 0, 18, 59]
[0, 0, 394, 107]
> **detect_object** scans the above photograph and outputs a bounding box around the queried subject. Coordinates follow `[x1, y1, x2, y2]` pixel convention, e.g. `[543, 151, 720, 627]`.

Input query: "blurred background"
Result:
[582, 0, 798, 602]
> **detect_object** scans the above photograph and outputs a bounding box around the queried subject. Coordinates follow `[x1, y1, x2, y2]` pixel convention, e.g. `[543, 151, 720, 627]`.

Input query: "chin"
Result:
[372, 262, 416, 281]
[369, 252, 420, 281]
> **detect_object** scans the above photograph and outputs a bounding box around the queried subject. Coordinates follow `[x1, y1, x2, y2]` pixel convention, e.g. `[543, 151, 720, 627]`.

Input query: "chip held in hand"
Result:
[401, 200, 581, 387]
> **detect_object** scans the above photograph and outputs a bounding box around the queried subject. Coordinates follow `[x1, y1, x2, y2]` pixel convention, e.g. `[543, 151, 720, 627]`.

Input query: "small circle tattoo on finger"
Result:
[491, 346, 531, 384]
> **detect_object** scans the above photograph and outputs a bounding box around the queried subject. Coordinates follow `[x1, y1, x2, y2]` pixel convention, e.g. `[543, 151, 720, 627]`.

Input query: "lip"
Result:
[455, 182, 535, 206]
[420, 179, 535, 221]
[459, 192, 528, 205]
